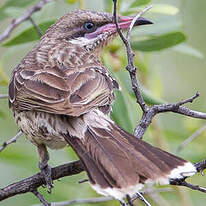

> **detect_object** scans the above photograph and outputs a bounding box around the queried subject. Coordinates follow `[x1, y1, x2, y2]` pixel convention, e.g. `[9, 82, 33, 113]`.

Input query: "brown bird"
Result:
[9, 10, 196, 205]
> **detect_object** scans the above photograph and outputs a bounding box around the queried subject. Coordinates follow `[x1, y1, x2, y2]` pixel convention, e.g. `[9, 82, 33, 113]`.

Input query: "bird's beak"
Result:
[102, 16, 153, 33]
[85, 16, 153, 39]
[118, 16, 153, 29]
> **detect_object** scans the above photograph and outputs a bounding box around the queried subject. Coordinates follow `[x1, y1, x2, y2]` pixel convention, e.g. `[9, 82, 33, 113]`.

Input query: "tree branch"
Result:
[112, 0, 206, 140]
[28, 17, 44, 37]
[113, 0, 150, 113]
[0, 131, 22, 152]
[0, 160, 84, 201]
[32, 189, 51, 206]
[170, 180, 206, 193]
[0, 0, 54, 42]
[134, 92, 206, 139]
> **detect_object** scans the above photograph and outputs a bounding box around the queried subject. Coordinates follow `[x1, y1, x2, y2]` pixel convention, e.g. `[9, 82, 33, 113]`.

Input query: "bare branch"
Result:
[0, 0, 54, 42]
[126, 6, 153, 40]
[173, 106, 206, 120]
[0, 131, 22, 152]
[113, 0, 149, 113]
[28, 17, 44, 37]
[32, 189, 50, 206]
[176, 123, 206, 153]
[0, 94, 8, 99]
[134, 92, 206, 139]
[0, 160, 84, 201]
[113, 0, 206, 142]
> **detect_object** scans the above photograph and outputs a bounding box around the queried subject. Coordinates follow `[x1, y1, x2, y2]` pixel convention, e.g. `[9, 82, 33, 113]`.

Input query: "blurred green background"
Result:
[0, 0, 206, 205]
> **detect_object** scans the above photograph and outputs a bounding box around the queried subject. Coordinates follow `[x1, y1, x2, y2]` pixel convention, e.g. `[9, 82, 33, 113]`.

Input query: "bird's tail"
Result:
[63, 109, 196, 200]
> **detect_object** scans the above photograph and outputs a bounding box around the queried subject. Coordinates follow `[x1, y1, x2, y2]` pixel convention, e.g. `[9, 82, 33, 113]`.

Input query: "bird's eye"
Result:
[84, 22, 95, 32]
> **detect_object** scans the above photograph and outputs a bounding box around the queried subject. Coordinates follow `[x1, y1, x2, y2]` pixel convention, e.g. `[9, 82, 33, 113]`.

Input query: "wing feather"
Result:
[9, 64, 114, 117]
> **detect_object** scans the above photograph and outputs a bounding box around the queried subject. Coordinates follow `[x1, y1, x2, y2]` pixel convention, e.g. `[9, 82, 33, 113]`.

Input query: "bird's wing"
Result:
[9, 64, 115, 116]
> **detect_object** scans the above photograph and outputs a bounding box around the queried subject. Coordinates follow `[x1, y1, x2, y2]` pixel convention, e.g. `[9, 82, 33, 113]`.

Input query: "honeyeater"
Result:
[9, 10, 196, 205]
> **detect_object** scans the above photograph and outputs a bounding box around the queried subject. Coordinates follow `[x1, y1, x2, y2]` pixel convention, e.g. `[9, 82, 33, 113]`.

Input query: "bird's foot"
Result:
[39, 163, 54, 193]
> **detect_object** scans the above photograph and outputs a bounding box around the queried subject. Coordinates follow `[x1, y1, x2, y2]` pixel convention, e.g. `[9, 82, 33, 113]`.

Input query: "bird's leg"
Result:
[135, 192, 151, 206]
[37, 144, 54, 193]
[126, 194, 134, 206]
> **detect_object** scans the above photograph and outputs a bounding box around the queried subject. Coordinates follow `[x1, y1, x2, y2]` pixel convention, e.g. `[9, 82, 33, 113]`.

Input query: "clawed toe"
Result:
[39, 163, 54, 193]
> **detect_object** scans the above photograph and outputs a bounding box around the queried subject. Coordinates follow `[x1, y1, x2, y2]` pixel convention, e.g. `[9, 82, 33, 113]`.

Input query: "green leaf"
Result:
[104, 0, 115, 12]
[130, 0, 151, 8]
[0, 0, 37, 20]
[111, 90, 134, 133]
[3, 20, 55, 46]
[131, 31, 186, 52]
[119, 74, 166, 105]
[132, 16, 182, 37]
[102, 53, 140, 133]
[140, 86, 165, 105]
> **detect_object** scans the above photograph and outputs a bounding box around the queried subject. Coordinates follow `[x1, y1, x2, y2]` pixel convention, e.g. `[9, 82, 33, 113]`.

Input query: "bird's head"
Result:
[44, 10, 152, 55]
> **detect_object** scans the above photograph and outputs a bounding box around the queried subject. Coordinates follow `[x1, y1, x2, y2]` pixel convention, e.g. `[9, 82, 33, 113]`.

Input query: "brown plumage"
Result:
[9, 10, 196, 203]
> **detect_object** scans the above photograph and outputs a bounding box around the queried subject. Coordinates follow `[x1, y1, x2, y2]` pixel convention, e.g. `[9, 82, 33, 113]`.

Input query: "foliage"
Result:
[0, 0, 205, 206]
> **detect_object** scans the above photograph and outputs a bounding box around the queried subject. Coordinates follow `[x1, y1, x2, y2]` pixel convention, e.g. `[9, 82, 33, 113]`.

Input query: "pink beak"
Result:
[85, 16, 153, 39]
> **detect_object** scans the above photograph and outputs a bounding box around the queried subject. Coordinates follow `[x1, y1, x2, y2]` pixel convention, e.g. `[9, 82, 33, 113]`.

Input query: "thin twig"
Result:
[0, 94, 8, 99]
[32, 189, 50, 206]
[29, 17, 44, 37]
[174, 91, 200, 106]
[113, 0, 150, 113]
[32, 188, 172, 206]
[113, 0, 206, 142]
[134, 92, 206, 139]
[176, 123, 206, 153]
[127, 6, 153, 40]
[0, 0, 54, 42]
[0, 131, 22, 152]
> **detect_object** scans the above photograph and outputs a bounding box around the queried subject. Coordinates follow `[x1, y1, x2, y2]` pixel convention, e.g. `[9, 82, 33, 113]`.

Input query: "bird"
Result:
[9, 10, 197, 205]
